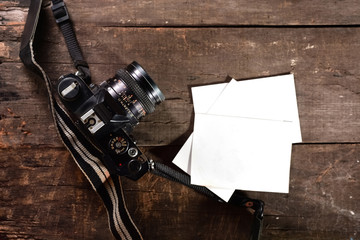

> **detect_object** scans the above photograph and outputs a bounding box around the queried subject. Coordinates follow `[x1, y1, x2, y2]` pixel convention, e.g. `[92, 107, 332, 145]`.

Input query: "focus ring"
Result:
[116, 69, 155, 114]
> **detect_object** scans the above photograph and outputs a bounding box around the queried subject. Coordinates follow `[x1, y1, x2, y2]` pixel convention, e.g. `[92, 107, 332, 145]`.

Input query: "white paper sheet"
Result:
[173, 74, 302, 200]
[209, 76, 300, 121]
[190, 114, 295, 192]
[173, 133, 194, 174]
[173, 83, 235, 200]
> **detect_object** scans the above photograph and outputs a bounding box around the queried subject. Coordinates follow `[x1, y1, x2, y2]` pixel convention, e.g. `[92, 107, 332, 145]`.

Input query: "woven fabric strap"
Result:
[50, 0, 91, 83]
[20, 1, 142, 239]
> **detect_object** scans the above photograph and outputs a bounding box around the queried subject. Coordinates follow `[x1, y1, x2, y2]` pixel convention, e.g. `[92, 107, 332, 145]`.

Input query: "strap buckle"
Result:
[51, 1, 70, 24]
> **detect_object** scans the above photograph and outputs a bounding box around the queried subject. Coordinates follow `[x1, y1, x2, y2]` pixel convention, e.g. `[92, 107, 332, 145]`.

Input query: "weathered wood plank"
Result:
[0, 144, 358, 239]
[2, 0, 360, 27]
[68, 0, 360, 26]
[1, 1, 360, 239]
[2, 26, 360, 147]
[246, 144, 359, 235]
[0, 147, 114, 240]
[0, 147, 252, 240]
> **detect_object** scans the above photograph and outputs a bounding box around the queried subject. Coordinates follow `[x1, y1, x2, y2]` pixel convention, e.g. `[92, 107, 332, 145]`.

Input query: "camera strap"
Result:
[51, 0, 91, 83]
[20, 1, 143, 239]
[20, 1, 264, 239]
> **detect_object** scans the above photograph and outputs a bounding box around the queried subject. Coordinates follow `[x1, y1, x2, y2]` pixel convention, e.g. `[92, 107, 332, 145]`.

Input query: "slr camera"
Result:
[57, 61, 165, 180]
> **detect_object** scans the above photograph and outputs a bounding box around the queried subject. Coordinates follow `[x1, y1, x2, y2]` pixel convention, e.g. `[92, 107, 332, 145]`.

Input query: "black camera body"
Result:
[57, 61, 164, 180]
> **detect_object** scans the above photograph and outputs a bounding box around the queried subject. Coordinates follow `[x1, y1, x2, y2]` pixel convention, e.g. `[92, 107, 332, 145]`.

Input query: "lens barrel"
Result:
[107, 62, 165, 122]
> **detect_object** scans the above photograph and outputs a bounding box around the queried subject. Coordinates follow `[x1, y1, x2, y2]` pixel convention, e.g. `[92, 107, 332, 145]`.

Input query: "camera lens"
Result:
[125, 62, 165, 105]
[106, 61, 165, 122]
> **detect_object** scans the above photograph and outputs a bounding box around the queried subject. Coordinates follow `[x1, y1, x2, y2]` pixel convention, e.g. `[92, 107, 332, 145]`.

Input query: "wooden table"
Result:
[1, 0, 359, 239]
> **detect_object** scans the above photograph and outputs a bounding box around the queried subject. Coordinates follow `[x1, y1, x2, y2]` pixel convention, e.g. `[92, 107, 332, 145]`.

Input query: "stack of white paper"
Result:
[173, 74, 302, 201]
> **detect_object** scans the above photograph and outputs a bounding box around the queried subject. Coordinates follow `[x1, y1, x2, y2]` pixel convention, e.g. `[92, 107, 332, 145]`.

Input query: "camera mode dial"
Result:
[109, 136, 128, 155]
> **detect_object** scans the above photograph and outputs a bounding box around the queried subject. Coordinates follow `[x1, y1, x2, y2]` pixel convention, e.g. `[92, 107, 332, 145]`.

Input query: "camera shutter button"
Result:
[128, 147, 138, 157]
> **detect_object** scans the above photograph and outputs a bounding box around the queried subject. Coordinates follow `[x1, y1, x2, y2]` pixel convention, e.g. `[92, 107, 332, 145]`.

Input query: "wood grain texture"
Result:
[3, 24, 360, 146]
[0, 145, 358, 239]
[1, 0, 360, 239]
[3, 0, 360, 26]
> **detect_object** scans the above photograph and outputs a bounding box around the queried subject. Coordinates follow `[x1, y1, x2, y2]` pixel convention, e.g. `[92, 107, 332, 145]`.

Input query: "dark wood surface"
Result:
[1, 0, 359, 239]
